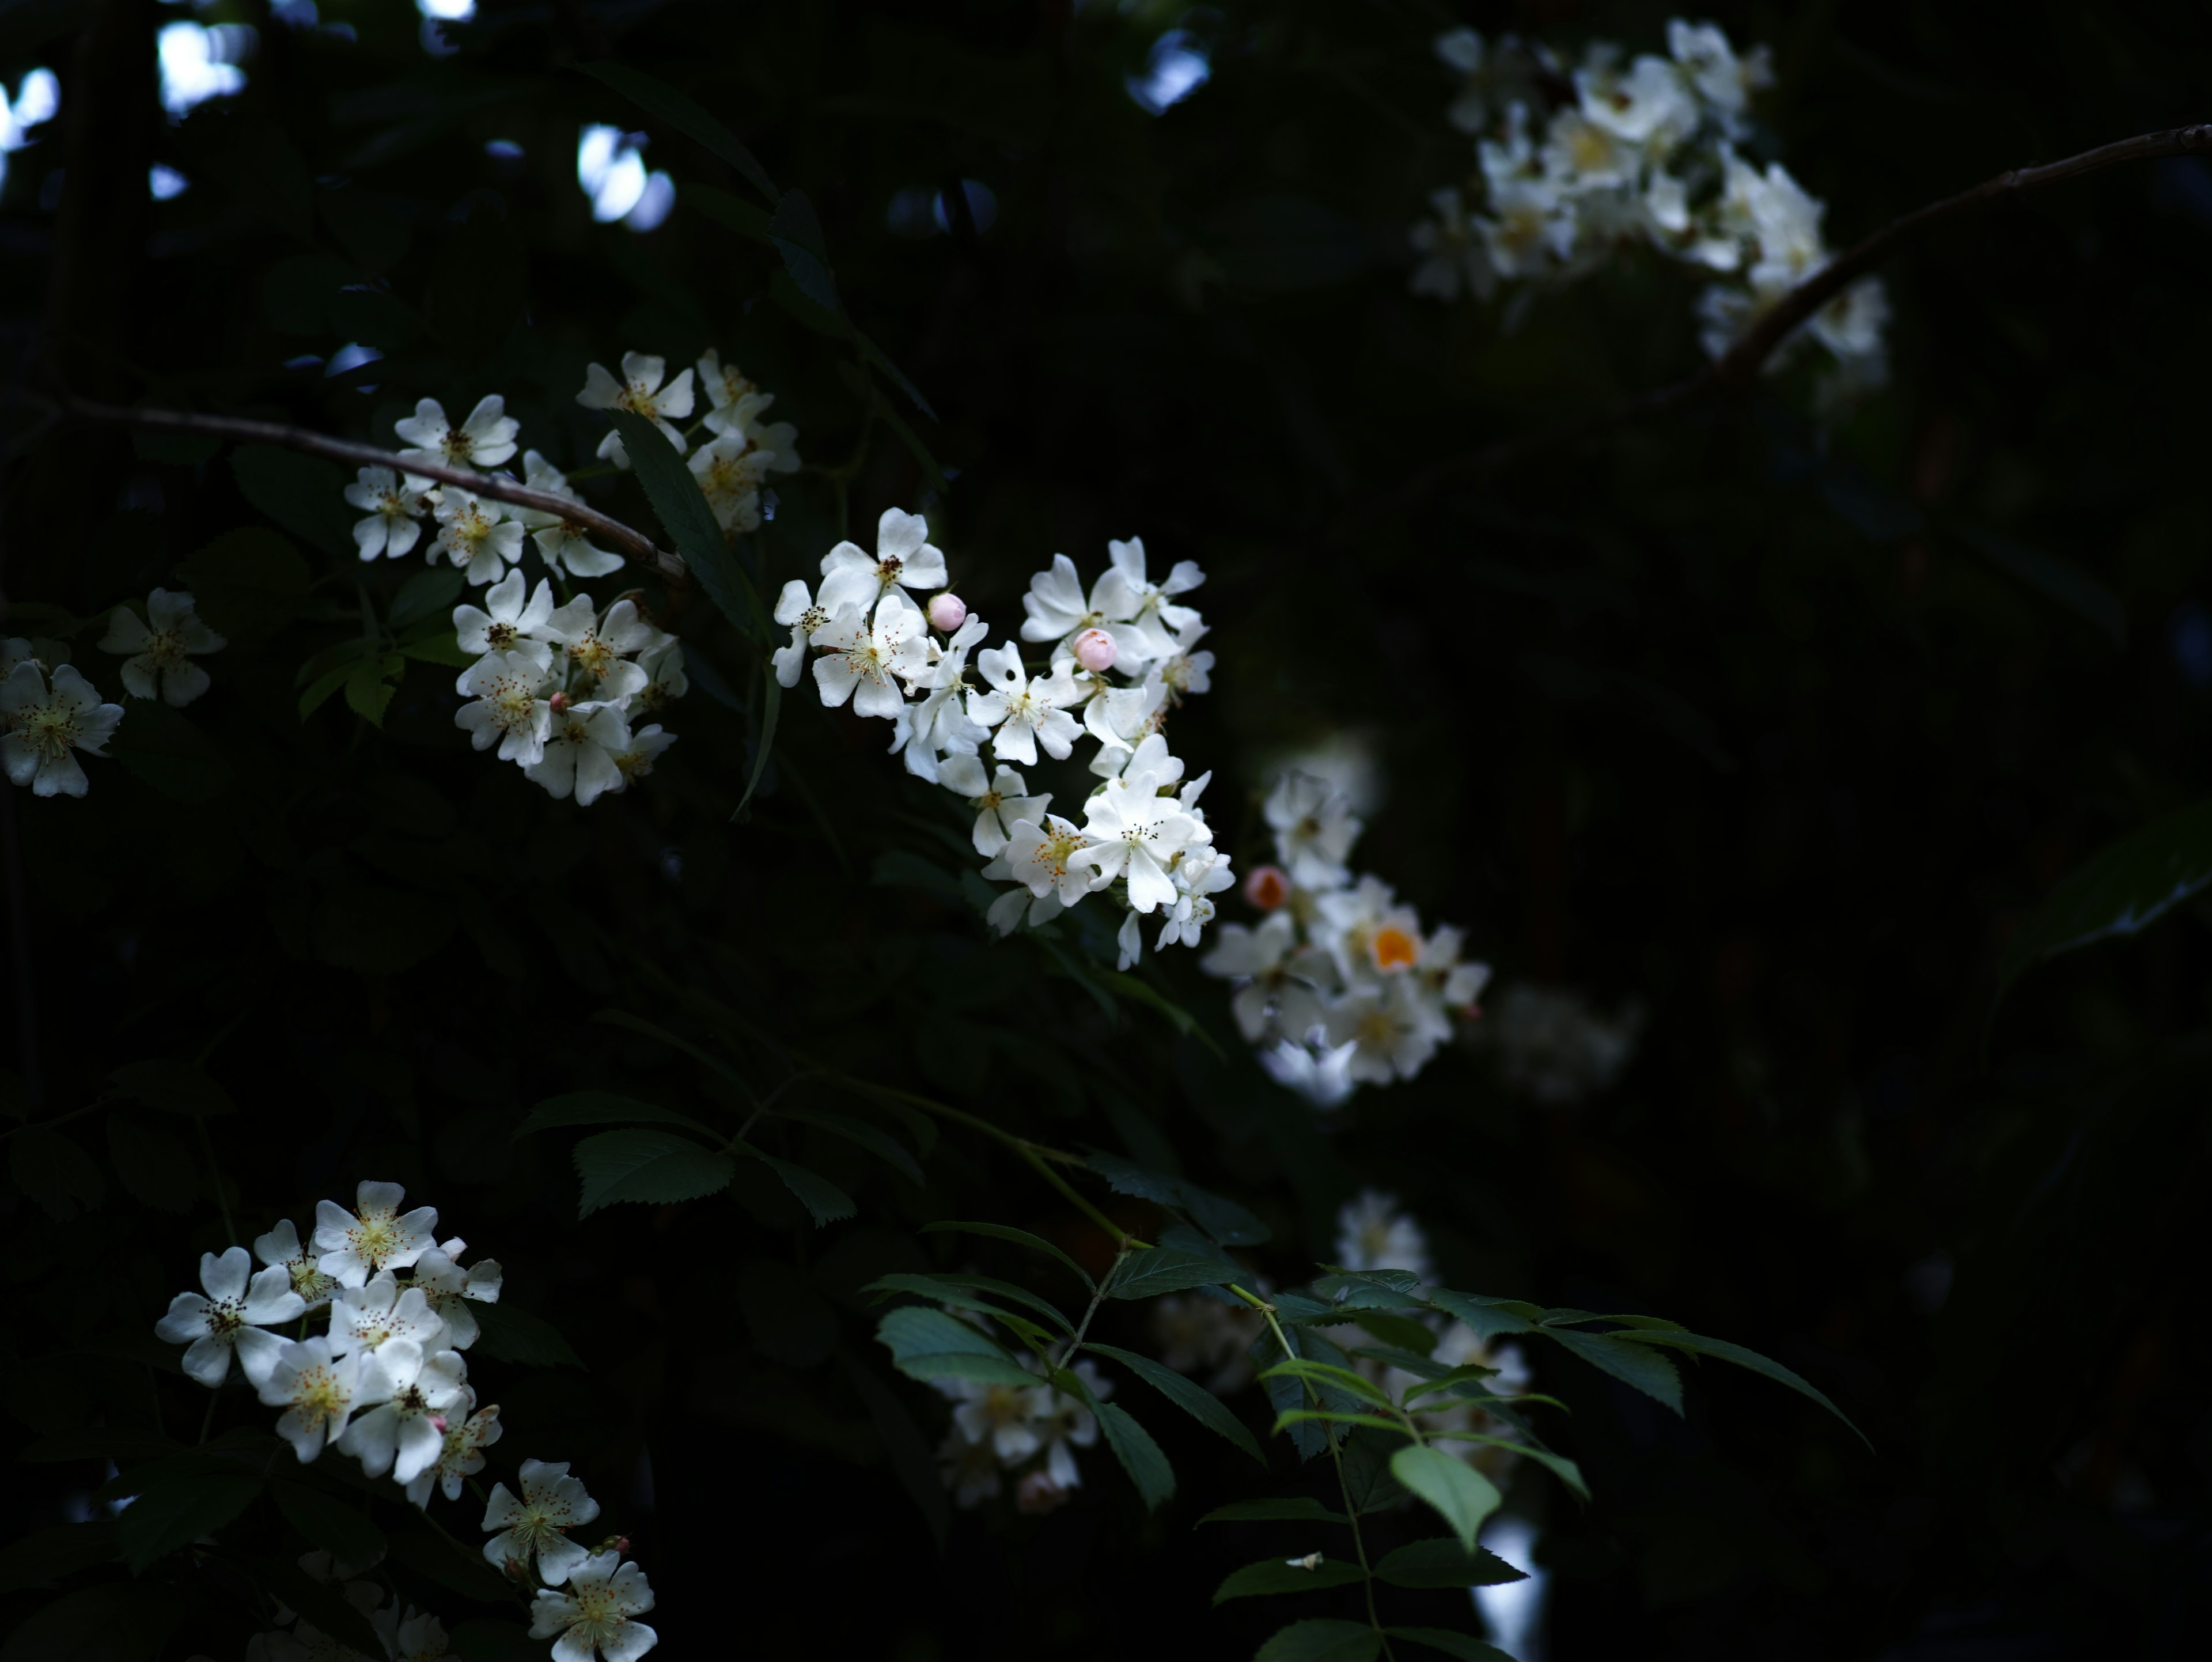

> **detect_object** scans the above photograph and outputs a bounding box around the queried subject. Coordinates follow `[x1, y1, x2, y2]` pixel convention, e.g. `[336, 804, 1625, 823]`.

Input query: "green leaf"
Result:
[0, 1523, 115, 1592]
[1253, 1619, 1384, 1662]
[396, 628, 475, 668]
[1388, 1445, 1501, 1555]
[1095, 1401, 1176, 1509]
[269, 1481, 387, 1570]
[920, 1220, 1096, 1290]
[342, 652, 406, 728]
[1084, 1341, 1267, 1465]
[874, 1304, 1035, 1388]
[1198, 1498, 1350, 1527]
[573, 1128, 737, 1216]
[1342, 1309, 1444, 1354]
[177, 525, 309, 643]
[469, 1301, 584, 1369]
[1258, 1358, 1397, 1409]
[1385, 1629, 1517, 1661]
[107, 1455, 262, 1572]
[1425, 1290, 1542, 1343]
[734, 661, 781, 820]
[1374, 1538, 1529, 1589]
[1614, 1329, 1870, 1447]
[770, 1104, 922, 1184]
[604, 409, 759, 638]
[230, 445, 354, 557]
[389, 565, 464, 631]
[1087, 1150, 1270, 1245]
[1271, 1410, 1408, 1438]
[848, 1364, 949, 1551]
[1539, 1327, 1684, 1414]
[1214, 1556, 1368, 1603]
[576, 61, 779, 205]
[865, 1271, 1074, 1334]
[297, 650, 371, 721]
[742, 1146, 857, 1226]
[0, 1583, 185, 1662]
[1991, 801, 2212, 1008]
[1109, 1244, 1248, 1301]
[513, 1090, 717, 1139]
[768, 188, 839, 313]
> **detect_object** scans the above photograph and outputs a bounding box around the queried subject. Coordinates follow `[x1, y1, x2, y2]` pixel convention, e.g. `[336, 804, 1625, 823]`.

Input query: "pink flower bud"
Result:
[548, 691, 571, 714]
[927, 592, 967, 633]
[1073, 628, 1117, 673]
[427, 1415, 448, 1434]
[1244, 865, 1290, 911]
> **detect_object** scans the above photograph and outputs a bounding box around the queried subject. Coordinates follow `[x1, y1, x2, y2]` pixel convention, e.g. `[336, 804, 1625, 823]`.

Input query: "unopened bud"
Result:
[926, 592, 967, 633]
[502, 1554, 531, 1583]
[427, 1415, 448, 1434]
[548, 691, 571, 714]
[1244, 865, 1290, 911]
[1073, 628, 1117, 673]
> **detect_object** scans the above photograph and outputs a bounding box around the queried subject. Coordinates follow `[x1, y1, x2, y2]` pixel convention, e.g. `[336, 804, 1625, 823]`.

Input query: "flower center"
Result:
[206, 1298, 245, 1337]
[1372, 927, 1419, 971]
[571, 634, 619, 680]
[296, 1365, 345, 1422]
[353, 1212, 401, 1264]
[486, 620, 519, 649]
[19, 703, 78, 760]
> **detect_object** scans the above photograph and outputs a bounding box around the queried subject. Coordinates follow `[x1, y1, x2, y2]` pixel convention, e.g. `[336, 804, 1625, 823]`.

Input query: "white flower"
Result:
[454, 570, 558, 670]
[521, 452, 626, 578]
[1575, 52, 1698, 153]
[257, 1337, 366, 1462]
[404, 1389, 502, 1507]
[1003, 813, 1096, 909]
[1158, 846, 1234, 949]
[1265, 773, 1362, 890]
[254, 1218, 339, 1310]
[1811, 277, 1891, 365]
[1327, 979, 1453, 1086]
[338, 1338, 469, 1483]
[688, 430, 772, 533]
[967, 643, 1081, 766]
[1410, 187, 1494, 303]
[893, 614, 991, 781]
[771, 580, 831, 689]
[395, 395, 521, 470]
[482, 1458, 602, 1585]
[314, 1180, 440, 1289]
[817, 509, 948, 616]
[1414, 924, 1493, 1009]
[97, 588, 225, 707]
[1116, 909, 1144, 971]
[528, 1551, 657, 1662]
[330, 1270, 449, 1356]
[631, 638, 689, 717]
[1435, 26, 1490, 135]
[345, 466, 431, 561]
[695, 347, 759, 414]
[812, 597, 926, 720]
[1259, 1035, 1359, 1108]
[1090, 537, 1203, 665]
[1668, 18, 1771, 127]
[389, 1608, 451, 1662]
[1152, 1292, 1264, 1394]
[1335, 1190, 1432, 1282]
[544, 597, 658, 703]
[527, 701, 631, 805]
[1034, 1358, 1108, 1489]
[1071, 785, 1205, 913]
[454, 650, 554, 766]
[938, 1428, 1002, 1508]
[1018, 552, 1118, 648]
[1202, 913, 1329, 1043]
[579, 353, 695, 466]
[611, 724, 677, 788]
[432, 489, 526, 586]
[154, 1246, 308, 1389]
[937, 758, 1049, 858]
[409, 1244, 502, 1348]
[1, 661, 122, 797]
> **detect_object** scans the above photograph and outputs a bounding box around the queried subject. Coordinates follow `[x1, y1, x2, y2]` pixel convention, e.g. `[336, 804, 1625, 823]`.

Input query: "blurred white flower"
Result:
[1, 661, 122, 797]
[98, 589, 224, 706]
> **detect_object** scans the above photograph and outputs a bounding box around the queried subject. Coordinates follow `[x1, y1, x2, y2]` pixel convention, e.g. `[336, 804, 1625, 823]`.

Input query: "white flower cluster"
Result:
[448, 574, 686, 805]
[1411, 18, 1889, 398]
[343, 351, 799, 588]
[1330, 1191, 1529, 1482]
[1475, 983, 1645, 1103]
[1200, 773, 1491, 1099]
[932, 1354, 1109, 1515]
[156, 1180, 657, 1662]
[4, 592, 227, 798]
[778, 514, 1229, 968]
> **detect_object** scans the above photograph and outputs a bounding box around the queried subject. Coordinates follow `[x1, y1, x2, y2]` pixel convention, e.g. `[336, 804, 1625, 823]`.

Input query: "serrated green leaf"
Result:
[1214, 1556, 1368, 1603]
[770, 1104, 921, 1184]
[1426, 1290, 1542, 1343]
[1197, 1497, 1350, 1526]
[921, 1221, 1096, 1290]
[388, 565, 464, 631]
[573, 1128, 736, 1216]
[513, 1091, 717, 1139]
[875, 1304, 1033, 1388]
[396, 628, 474, 668]
[1096, 1401, 1175, 1509]
[1087, 1150, 1270, 1245]
[1259, 1358, 1397, 1409]
[1374, 1538, 1528, 1589]
[1389, 1446, 1503, 1554]
[1540, 1326, 1684, 1414]
[1385, 1629, 1517, 1661]
[1109, 1244, 1247, 1301]
[743, 1146, 856, 1226]
[576, 61, 778, 204]
[1084, 1341, 1267, 1465]
[297, 652, 370, 721]
[1254, 1619, 1383, 1662]
[270, 1481, 387, 1568]
[469, 1301, 583, 1369]
[344, 653, 406, 727]
[865, 1270, 1074, 1334]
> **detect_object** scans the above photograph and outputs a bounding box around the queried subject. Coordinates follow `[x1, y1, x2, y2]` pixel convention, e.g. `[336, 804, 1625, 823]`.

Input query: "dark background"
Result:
[3, 2, 2209, 1658]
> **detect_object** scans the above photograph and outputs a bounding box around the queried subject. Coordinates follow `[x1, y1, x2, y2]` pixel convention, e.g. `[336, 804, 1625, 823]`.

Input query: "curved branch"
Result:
[50, 396, 686, 584]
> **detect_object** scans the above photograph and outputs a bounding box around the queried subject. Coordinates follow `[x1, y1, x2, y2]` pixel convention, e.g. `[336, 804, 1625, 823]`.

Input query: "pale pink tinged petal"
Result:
[98, 607, 150, 654]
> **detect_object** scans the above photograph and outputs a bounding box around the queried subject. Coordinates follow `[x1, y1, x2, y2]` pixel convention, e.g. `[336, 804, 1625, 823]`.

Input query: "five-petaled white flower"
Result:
[257, 1335, 366, 1462]
[404, 1388, 503, 1507]
[526, 701, 631, 805]
[578, 353, 696, 467]
[937, 757, 1050, 857]
[330, 1270, 449, 1356]
[1090, 537, 1203, 665]
[687, 431, 771, 533]
[345, 466, 431, 561]
[1, 661, 122, 797]
[544, 597, 658, 703]
[812, 597, 926, 720]
[253, 1218, 339, 1309]
[409, 1242, 503, 1348]
[97, 588, 225, 707]
[154, 1245, 308, 1389]
[315, 1180, 440, 1289]
[455, 570, 558, 670]
[454, 649, 555, 766]
[817, 509, 948, 616]
[1203, 912, 1328, 1043]
[336, 1337, 469, 1484]
[433, 489, 527, 587]
[771, 578, 831, 690]
[967, 644, 1081, 766]
[610, 724, 676, 788]
[528, 1551, 658, 1662]
[483, 1457, 603, 1585]
[1072, 784, 1205, 913]
[395, 395, 521, 470]
[521, 452, 626, 579]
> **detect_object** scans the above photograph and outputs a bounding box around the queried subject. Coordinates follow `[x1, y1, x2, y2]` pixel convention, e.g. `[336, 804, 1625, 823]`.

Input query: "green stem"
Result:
[1055, 1244, 1130, 1368]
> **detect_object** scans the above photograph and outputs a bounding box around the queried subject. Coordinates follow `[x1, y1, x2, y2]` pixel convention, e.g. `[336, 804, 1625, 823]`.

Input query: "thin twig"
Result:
[1368, 122, 2212, 514]
[44, 395, 686, 583]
